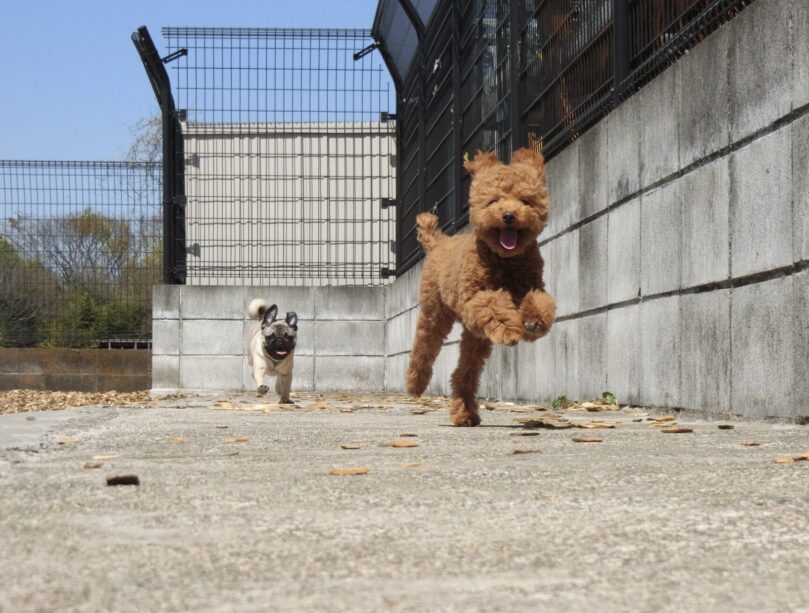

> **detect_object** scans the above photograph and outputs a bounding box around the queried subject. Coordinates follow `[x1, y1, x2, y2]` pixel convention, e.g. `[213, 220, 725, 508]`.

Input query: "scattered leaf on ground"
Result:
[412, 409, 429, 415]
[772, 452, 809, 464]
[227, 436, 249, 444]
[92, 454, 118, 461]
[339, 408, 355, 413]
[649, 416, 677, 422]
[576, 421, 616, 429]
[56, 439, 79, 446]
[717, 424, 734, 430]
[83, 462, 103, 469]
[106, 475, 140, 486]
[215, 425, 229, 429]
[391, 439, 419, 448]
[632, 418, 644, 422]
[522, 416, 573, 430]
[214, 400, 234, 409]
[402, 462, 423, 468]
[572, 436, 603, 443]
[328, 467, 369, 476]
[512, 449, 542, 455]
[740, 440, 762, 447]
[341, 443, 361, 450]
[168, 437, 186, 445]
[399, 433, 418, 437]
[661, 427, 693, 434]
[482, 402, 497, 411]
[511, 432, 540, 437]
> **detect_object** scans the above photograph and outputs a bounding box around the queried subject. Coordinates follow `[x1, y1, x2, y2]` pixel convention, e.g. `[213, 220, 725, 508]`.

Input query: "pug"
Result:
[247, 299, 298, 402]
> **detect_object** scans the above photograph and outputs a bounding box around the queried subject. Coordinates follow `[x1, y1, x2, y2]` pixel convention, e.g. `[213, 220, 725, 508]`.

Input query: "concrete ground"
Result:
[1, 392, 808, 613]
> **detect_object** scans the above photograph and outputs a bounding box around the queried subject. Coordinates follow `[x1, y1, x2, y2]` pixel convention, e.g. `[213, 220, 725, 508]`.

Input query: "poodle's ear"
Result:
[463, 150, 498, 175]
[511, 148, 545, 176]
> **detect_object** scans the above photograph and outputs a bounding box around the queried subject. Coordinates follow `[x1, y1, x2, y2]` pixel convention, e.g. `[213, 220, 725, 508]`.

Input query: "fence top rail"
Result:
[0, 160, 159, 170]
[162, 27, 372, 39]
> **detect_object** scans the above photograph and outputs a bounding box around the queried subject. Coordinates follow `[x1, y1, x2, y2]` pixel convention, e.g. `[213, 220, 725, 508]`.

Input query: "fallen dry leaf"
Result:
[328, 467, 369, 476]
[168, 437, 186, 445]
[214, 400, 235, 409]
[339, 408, 355, 413]
[391, 439, 419, 448]
[482, 402, 497, 411]
[215, 425, 229, 429]
[717, 424, 734, 430]
[106, 475, 140, 486]
[576, 421, 616, 429]
[522, 416, 574, 430]
[402, 462, 423, 468]
[511, 432, 540, 437]
[740, 440, 762, 447]
[632, 418, 644, 422]
[341, 443, 361, 450]
[661, 427, 693, 434]
[83, 462, 103, 469]
[399, 433, 418, 437]
[227, 436, 249, 444]
[649, 415, 677, 422]
[572, 436, 603, 443]
[412, 409, 429, 415]
[92, 453, 118, 461]
[56, 438, 79, 446]
[512, 449, 542, 455]
[772, 452, 809, 464]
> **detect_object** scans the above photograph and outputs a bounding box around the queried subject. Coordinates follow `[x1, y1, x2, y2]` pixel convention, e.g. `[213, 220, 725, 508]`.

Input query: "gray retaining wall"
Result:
[153, 0, 808, 420]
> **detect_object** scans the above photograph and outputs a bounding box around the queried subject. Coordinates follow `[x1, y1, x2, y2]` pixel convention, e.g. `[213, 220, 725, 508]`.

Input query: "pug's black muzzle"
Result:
[264, 336, 292, 361]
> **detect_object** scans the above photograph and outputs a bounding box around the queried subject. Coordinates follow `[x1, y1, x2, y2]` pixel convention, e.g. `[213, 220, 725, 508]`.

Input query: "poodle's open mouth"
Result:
[498, 228, 519, 251]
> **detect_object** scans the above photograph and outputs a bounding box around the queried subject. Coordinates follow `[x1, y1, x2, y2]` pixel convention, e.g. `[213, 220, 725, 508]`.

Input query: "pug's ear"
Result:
[262, 304, 278, 327]
[285, 311, 298, 330]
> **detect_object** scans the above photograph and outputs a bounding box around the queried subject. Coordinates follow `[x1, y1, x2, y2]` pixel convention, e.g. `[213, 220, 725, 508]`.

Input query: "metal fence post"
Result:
[612, 0, 631, 104]
[131, 26, 186, 285]
[509, 0, 525, 151]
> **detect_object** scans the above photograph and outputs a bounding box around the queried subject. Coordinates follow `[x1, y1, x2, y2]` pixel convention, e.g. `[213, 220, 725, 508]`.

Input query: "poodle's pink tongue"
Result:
[499, 228, 518, 250]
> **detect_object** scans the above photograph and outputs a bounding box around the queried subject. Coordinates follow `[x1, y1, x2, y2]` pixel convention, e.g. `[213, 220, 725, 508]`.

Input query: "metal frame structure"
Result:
[133, 26, 396, 287]
[372, 0, 754, 275]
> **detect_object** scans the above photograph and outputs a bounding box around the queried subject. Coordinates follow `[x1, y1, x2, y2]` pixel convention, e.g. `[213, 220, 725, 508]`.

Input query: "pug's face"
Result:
[261, 305, 298, 361]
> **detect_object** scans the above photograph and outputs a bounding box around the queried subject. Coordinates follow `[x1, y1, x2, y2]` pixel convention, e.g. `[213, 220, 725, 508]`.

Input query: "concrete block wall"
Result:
[152, 1, 808, 421]
[152, 285, 385, 395]
[382, 0, 809, 421]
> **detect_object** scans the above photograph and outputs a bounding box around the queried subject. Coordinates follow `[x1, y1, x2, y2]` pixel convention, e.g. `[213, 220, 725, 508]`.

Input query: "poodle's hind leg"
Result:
[406, 305, 455, 397]
[449, 328, 493, 426]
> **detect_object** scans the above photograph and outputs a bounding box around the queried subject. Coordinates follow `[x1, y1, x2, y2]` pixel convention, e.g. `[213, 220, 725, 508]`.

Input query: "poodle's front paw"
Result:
[450, 397, 481, 427]
[520, 291, 556, 341]
[483, 315, 523, 346]
[257, 385, 269, 396]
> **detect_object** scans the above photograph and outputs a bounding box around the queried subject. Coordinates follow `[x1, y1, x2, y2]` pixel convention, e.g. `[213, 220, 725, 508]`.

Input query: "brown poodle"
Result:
[406, 148, 556, 426]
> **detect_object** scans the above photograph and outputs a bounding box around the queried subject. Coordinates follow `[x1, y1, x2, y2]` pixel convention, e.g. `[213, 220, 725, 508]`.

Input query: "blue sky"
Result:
[0, 0, 381, 161]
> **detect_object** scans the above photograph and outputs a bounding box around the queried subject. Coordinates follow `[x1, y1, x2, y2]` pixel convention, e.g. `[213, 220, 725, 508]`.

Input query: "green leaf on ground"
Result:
[551, 396, 569, 410]
[602, 391, 617, 405]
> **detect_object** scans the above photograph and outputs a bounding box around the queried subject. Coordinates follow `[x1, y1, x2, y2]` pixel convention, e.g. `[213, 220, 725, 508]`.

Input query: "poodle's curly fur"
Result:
[406, 148, 556, 426]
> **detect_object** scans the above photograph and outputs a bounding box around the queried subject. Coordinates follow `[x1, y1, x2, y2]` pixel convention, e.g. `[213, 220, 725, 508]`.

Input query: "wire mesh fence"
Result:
[161, 27, 397, 286]
[0, 161, 161, 347]
[379, 0, 754, 274]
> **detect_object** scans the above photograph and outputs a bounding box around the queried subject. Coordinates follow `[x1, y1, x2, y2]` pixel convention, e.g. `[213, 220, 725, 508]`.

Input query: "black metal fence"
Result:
[135, 26, 397, 286]
[375, 0, 754, 274]
[0, 161, 161, 347]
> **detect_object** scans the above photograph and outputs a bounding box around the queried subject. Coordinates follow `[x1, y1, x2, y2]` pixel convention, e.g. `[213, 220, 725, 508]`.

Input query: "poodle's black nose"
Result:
[502, 212, 515, 225]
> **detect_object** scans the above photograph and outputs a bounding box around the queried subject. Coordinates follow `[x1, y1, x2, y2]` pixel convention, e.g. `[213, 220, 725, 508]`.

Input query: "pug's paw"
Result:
[257, 385, 269, 396]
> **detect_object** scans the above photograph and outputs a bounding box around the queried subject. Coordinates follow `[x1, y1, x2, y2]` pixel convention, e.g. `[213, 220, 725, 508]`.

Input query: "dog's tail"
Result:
[248, 298, 270, 320]
[416, 212, 443, 254]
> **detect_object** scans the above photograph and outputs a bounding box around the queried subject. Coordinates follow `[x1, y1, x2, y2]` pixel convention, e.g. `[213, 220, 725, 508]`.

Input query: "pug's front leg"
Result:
[275, 372, 293, 404]
[253, 361, 269, 395]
